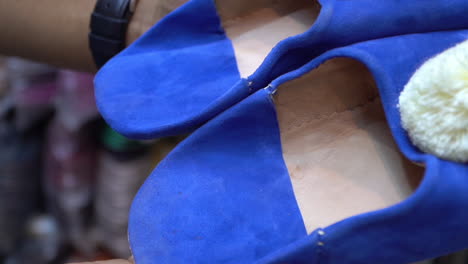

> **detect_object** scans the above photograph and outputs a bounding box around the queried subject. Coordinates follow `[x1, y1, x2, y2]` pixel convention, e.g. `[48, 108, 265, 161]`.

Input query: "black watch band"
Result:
[89, 0, 133, 68]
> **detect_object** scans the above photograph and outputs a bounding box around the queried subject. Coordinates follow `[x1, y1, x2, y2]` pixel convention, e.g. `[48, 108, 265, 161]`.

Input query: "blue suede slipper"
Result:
[128, 30, 468, 264]
[95, 0, 468, 139]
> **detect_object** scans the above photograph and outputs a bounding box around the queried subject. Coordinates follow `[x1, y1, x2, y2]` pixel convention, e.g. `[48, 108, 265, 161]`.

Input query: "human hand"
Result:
[69, 258, 133, 264]
[126, 0, 188, 45]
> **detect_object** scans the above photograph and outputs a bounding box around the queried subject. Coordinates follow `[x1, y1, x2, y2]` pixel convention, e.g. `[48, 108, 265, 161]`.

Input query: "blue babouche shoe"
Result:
[128, 30, 468, 264]
[95, 0, 468, 139]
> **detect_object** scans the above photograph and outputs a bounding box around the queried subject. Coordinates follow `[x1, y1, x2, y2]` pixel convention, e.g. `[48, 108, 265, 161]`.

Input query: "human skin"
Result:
[0, 0, 186, 72]
[69, 260, 133, 264]
[0, 1, 186, 263]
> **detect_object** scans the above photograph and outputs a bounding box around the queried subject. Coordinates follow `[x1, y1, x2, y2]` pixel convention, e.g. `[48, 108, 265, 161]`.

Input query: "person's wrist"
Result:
[126, 0, 145, 45]
[126, 0, 187, 46]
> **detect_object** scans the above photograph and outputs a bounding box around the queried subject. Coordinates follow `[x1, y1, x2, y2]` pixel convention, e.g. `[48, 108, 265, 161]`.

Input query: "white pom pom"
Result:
[399, 40, 468, 163]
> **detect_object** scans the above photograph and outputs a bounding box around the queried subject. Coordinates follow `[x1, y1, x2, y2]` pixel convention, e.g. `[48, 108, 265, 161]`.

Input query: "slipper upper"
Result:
[95, 0, 468, 139]
[129, 30, 468, 264]
[95, 0, 243, 139]
[263, 29, 468, 264]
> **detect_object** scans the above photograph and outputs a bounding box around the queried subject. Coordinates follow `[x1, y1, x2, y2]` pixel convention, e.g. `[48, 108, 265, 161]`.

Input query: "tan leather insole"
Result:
[216, 0, 320, 77]
[274, 58, 425, 233]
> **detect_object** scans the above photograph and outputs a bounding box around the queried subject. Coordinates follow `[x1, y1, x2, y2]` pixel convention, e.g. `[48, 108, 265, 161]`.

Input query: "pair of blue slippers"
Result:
[95, 0, 468, 263]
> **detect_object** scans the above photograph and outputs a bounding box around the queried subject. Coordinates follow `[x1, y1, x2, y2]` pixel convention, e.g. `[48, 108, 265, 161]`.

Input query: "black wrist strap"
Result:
[89, 0, 132, 69]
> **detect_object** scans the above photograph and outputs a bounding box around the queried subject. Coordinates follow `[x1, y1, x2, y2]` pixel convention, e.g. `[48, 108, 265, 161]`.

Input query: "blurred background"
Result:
[0, 56, 465, 264]
[0, 56, 182, 263]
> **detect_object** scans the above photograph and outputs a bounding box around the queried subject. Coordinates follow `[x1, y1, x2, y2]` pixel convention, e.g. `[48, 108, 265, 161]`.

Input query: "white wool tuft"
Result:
[399, 40, 468, 163]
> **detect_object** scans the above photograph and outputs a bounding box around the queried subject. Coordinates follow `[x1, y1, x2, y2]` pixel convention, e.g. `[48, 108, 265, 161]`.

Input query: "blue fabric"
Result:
[129, 31, 468, 263]
[129, 90, 306, 263]
[261, 29, 468, 264]
[95, 0, 468, 139]
[95, 0, 245, 139]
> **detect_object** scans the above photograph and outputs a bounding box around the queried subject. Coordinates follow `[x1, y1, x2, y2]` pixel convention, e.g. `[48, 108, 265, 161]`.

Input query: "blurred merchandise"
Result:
[0, 57, 8, 98]
[94, 126, 154, 258]
[0, 58, 51, 260]
[42, 70, 99, 255]
[0, 57, 10, 122]
[43, 118, 98, 254]
[55, 70, 98, 131]
[6, 58, 57, 132]
[0, 118, 43, 257]
[4, 215, 62, 264]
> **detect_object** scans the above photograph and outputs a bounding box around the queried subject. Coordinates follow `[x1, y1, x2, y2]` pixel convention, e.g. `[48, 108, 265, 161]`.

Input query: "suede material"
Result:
[95, 0, 468, 139]
[129, 31, 468, 263]
[261, 30, 468, 264]
[257, 0, 468, 86]
[129, 90, 307, 264]
[95, 0, 244, 139]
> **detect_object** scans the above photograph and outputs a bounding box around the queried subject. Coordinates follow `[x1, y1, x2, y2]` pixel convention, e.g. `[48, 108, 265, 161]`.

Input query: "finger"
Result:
[69, 260, 132, 264]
